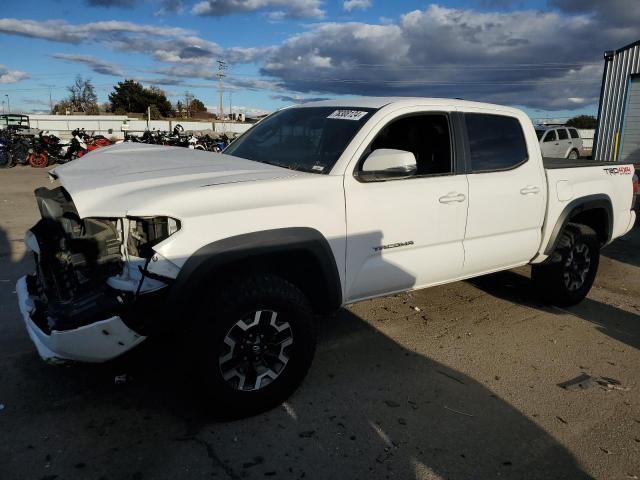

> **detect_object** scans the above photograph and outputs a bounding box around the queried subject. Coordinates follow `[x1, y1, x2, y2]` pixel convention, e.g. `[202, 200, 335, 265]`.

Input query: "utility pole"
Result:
[229, 91, 232, 121]
[48, 86, 53, 113]
[5, 94, 10, 113]
[216, 60, 227, 120]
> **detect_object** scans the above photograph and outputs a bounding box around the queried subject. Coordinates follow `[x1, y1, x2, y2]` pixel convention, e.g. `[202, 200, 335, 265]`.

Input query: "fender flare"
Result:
[168, 227, 343, 313]
[543, 194, 613, 255]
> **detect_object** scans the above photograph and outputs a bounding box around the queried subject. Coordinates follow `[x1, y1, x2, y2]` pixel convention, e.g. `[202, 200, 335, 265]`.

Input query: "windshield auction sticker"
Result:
[327, 110, 369, 121]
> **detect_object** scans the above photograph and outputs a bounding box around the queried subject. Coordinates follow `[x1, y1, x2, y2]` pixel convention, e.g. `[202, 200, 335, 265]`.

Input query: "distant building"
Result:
[593, 40, 640, 163]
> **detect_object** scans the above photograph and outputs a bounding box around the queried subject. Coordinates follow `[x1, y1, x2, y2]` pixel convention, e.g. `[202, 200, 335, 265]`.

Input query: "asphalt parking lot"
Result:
[0, 166, 639, 480]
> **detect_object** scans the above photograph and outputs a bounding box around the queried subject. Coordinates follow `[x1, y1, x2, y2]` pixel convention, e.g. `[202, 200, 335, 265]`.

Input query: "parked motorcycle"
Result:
[0, 130, 11, 168]
[26, 131, 69, 168]
[66, 128, 113, 160]
[121, 125, 237, 152]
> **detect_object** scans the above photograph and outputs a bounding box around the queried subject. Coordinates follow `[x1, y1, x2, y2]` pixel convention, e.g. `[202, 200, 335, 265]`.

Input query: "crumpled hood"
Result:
[51, 143, 304, 218]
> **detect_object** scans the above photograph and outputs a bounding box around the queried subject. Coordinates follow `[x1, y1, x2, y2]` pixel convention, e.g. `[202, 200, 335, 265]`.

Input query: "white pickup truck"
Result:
[16, 98, 637, 416]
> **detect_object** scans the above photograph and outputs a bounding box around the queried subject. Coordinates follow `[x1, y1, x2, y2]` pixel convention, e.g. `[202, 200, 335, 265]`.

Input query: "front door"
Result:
[343, 111, 468, 302]
[542, 129, 561, 157]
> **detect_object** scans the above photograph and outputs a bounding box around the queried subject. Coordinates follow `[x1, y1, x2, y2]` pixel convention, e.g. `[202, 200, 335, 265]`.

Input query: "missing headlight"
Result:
[127, 217, 181, 258]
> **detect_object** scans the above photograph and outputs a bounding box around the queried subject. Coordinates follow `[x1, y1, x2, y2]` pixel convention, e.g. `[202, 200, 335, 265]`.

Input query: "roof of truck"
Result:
[297, 97, 524, 114]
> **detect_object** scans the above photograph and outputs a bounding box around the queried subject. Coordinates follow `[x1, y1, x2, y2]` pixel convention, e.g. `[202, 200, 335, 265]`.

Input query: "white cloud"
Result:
[0, 65, 28, 84]
[51, 53, 123, 76]
[1, 0, 639, 112]
[192, 0, 324, 19]
[343, 0, 371, 12]
[258, 4, 639, 110]
[0, 18, 192, 44]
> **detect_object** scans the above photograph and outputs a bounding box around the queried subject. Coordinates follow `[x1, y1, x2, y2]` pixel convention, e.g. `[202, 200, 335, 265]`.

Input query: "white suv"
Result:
[536, 126, 583, 159]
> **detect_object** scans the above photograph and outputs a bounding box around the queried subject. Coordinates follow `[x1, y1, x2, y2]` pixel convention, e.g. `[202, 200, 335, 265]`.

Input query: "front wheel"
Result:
[532, 223, 600, 306]
[193, 274, 316, 418]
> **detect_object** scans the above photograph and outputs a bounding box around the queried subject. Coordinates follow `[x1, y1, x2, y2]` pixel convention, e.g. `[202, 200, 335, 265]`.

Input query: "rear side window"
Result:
[544, 130, 556, 142]
[569, 128, 580, 139]
[557, 128, 569, 140]
[464, 114, 528, 173]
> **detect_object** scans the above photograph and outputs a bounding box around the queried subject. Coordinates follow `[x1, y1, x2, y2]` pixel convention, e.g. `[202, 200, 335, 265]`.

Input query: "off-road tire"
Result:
[532, 223, 600, 307]
[193, 273, 316, 418]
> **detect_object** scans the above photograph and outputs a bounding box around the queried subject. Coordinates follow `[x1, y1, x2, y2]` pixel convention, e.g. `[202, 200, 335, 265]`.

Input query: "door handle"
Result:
[439, 192, 466, 204]
[520, 186, 540, 195]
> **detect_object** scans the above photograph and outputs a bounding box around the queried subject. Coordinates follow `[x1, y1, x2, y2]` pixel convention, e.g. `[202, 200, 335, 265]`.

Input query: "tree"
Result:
[566, 115, 597, 129]
[52, 76, 98, 114]
[108, 80, 173, 116]
[190, 98, 207, 112]
[182, 91, 207, 117]
[51, 100, 71, 115]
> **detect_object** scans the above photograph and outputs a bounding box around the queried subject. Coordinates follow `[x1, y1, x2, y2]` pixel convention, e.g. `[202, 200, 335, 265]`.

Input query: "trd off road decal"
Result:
[327, 110, 369, 121]
[603, 165, 633, 175]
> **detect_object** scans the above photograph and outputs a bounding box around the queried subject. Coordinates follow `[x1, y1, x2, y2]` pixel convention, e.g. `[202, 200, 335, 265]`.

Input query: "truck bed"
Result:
[543, 158, 635, 169]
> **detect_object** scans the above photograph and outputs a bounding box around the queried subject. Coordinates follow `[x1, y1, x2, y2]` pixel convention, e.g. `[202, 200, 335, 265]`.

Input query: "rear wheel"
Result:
[193, 273, 316, 418]
[567, 149, 579, 160]
[532, 223, 600, 306]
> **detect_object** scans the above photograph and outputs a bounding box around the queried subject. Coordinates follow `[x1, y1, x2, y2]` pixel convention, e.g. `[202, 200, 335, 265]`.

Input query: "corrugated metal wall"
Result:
[594, 41, 640, 161]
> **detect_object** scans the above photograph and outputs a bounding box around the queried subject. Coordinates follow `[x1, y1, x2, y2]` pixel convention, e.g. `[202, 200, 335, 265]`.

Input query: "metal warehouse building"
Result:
[594, 40, 640, 163]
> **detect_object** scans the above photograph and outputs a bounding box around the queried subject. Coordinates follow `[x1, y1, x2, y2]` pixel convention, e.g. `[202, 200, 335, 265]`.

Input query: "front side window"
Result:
[569, 128, 580, 139]
[224, 107, 375, 173]
[465, 114, 528, 173]
[358, 113, 452, 177]
[557, 128, 569, 140]
[544, 130, 557, 142]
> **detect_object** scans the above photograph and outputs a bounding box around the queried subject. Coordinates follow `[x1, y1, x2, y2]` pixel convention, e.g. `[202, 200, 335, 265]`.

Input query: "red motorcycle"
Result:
[67, 129, 113, 159]
[26, 131, 67, 168]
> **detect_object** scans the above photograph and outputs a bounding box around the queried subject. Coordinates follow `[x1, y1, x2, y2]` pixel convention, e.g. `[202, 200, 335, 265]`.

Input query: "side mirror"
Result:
[358, 149, 417, 181]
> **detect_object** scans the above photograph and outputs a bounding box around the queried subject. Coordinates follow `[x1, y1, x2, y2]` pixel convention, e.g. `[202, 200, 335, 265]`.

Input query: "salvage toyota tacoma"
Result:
[16, 98, 637, 416]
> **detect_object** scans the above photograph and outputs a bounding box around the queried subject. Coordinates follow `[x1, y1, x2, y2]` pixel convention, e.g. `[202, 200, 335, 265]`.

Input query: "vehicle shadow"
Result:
[0, 312, 595, 480]
[601, 217, 640, 268]
[0, 225, 593, 480]
[468, 269, 640, 351]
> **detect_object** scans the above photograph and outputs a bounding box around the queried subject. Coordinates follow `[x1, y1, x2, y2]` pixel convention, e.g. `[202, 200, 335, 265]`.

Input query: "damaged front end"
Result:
[17, 186, 179, 363]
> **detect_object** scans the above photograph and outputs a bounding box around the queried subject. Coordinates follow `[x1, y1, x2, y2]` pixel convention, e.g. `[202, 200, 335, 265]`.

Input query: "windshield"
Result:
[535, 129, 545, 140]
[224, 107, 376, 173]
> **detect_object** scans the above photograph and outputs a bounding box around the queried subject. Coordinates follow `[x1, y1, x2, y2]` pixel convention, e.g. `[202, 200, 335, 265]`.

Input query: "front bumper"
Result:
[16, 276, 147, 364]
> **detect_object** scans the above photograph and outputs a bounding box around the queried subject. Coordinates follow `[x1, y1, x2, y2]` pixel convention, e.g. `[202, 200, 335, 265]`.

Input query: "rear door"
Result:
[460, 111, 546, 275]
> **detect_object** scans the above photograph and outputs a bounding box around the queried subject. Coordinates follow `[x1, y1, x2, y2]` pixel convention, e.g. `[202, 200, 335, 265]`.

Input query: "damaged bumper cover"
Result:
[17, 185, 179, 364]
[17, 276, 146, 364]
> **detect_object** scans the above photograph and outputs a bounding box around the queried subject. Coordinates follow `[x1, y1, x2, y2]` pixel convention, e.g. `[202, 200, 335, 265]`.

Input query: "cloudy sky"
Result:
[0, 0, 638, 119]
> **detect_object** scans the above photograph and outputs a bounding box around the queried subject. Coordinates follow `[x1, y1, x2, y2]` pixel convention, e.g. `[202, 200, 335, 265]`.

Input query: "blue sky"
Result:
[0, 0, 637, 119]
